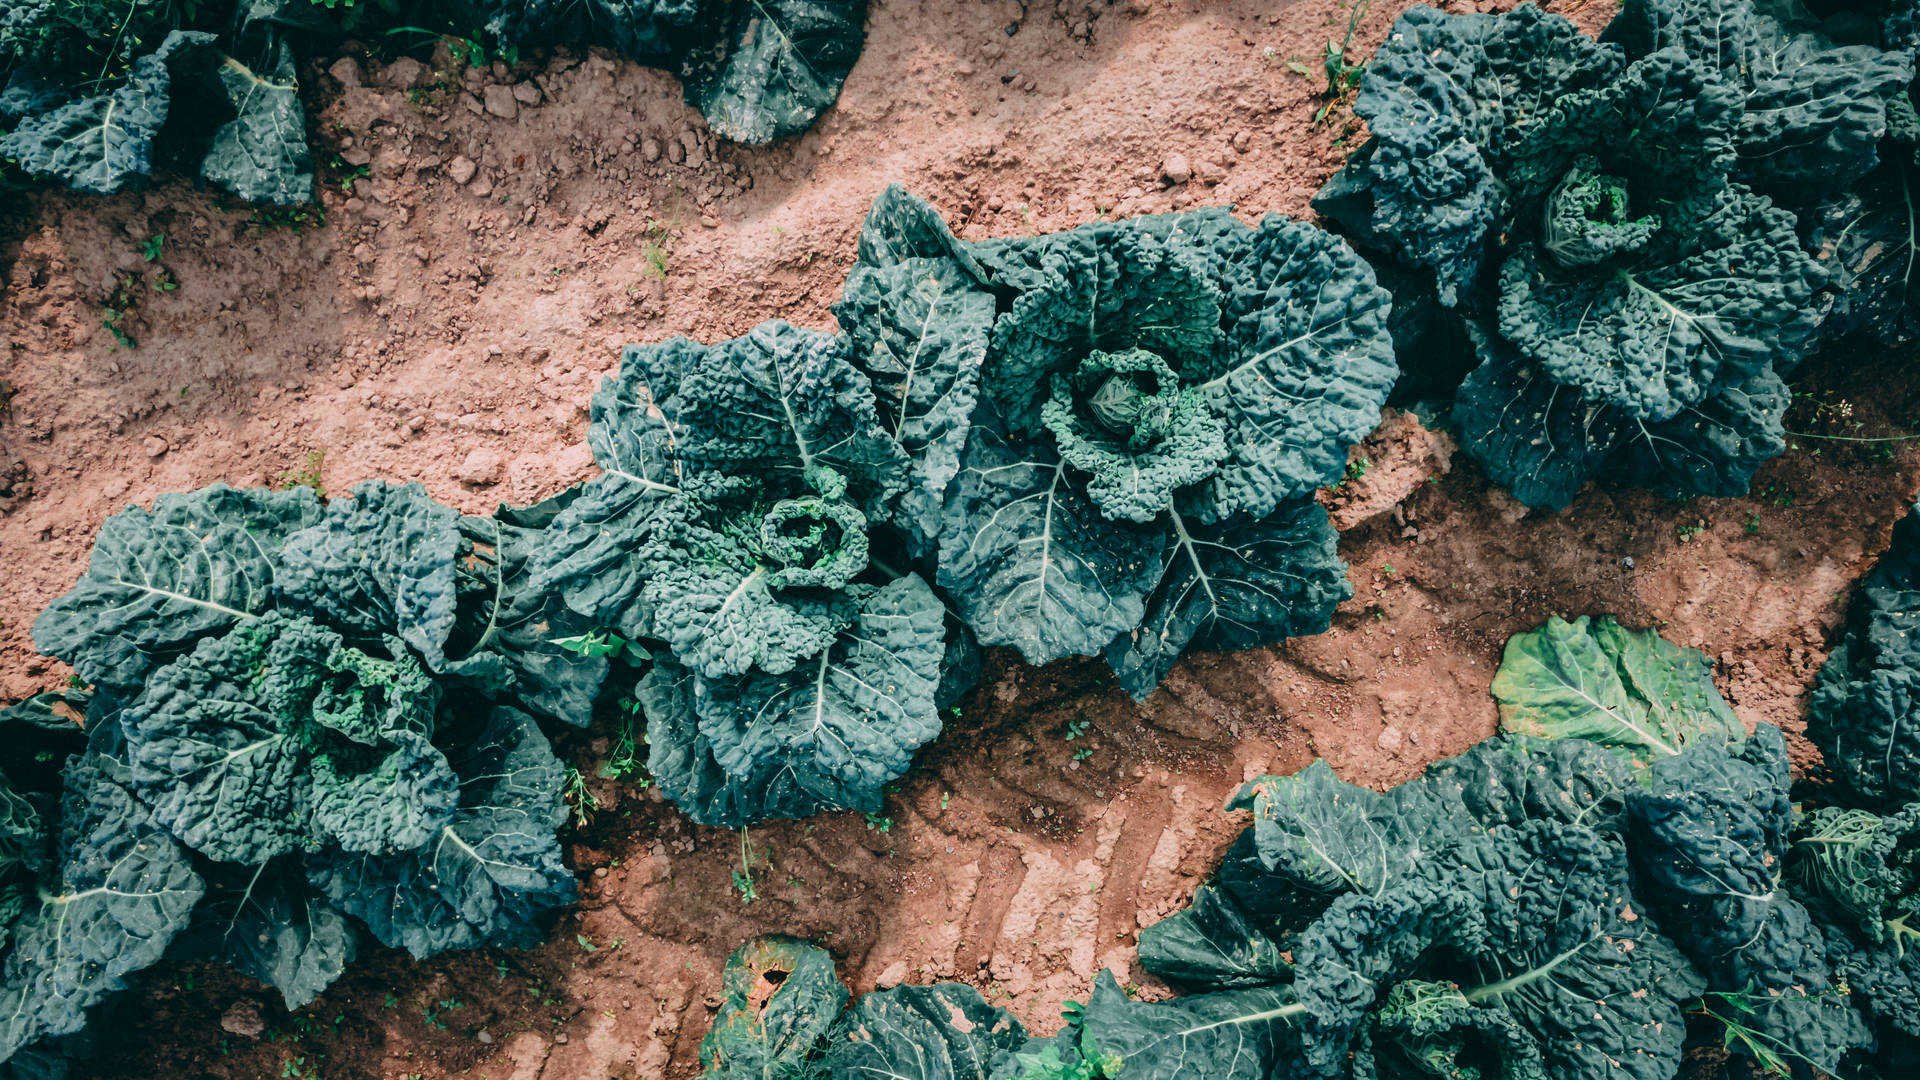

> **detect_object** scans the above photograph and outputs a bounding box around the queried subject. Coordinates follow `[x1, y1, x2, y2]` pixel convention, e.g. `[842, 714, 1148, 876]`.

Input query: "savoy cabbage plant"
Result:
[0, 479, 593, 1071]
[531, 319, 948, 828]
[1314, 0, 1904, 509]
[832, 187, 1395, 700]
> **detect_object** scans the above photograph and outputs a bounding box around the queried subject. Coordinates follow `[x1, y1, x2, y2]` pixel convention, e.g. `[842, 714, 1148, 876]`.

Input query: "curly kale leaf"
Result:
[1491, 614, 1746, 776]
[1603, 0, 1913, 198]
[815, 981, 1029, 1077]
[679, 0, 866, 144]
[0, 722, 203, 1064]
[1106, 500, 1350, 701]
[1289, 822, 1702, 1080]
[481, 0, 706, 61]
[1453, 320, 1789, 510]
[1313, 4, 1624, 305]
[306, 706, 574, 958]
[1628, 727, 1871, 1071]
[1809, 499, 1920, 807]
[1804, 143, 1920, 345]
[31, 483, 323, 695]
[121, 610, 455, 865]
[647, 574, 945, 827]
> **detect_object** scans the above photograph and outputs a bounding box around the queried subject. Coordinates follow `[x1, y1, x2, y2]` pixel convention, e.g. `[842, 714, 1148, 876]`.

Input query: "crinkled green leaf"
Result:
[1492, 614, 1746, 776]
[692, 574, 945, 824]
[194, 41, 313, 206]
[122, 611, 452, 864]
[1313, 4, 1624, 304]
[171, 859, 357, 1010]
[1804, 145, 1920, 345]
[0, 725, 204, 1062]
[680, 0, 865, 144]
[1603, 0, 1913, 197]
[938, 417, 1162, 666]
[305, 706, 574, 958]
[1068, 970, 1297, 1080]
[31, 483, 322, 694]
[834, 256, 994, 545]
[852, 183, 986, 281]
[1106, 501, 1349, 701]
[815, 981, 1027, 1078]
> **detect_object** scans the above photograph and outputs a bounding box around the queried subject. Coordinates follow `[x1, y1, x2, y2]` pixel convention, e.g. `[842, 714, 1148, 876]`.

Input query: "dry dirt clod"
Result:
[448, 155, 479, 185]
[143, 436, 168, 459]
[327, 57, 364, 88]
[512, 81, 542, 106]
[457, 448, 505, 485]
[1161, 153, 1190, 185]
[641, 137, 662, 162]
[484, 85, 519, 120]
[876, 960, 909, 989]
[220, 1001, 265, 1039]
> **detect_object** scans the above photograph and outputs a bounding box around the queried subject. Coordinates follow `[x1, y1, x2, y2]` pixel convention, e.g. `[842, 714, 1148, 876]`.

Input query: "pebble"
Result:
[457, 448, 505, 485]
[554, 1033, 569, 1045]
[593, 866, 609, 878]
[483, 84, 519, 120]
[144, 436, 168, 459]
[511, 81, 542, 106]
[1377, 725, 1404, 752]
[1231, 129, 1251, 153]
[667, 139, 686, 164]
[340, 146, 372, 167]
[641, 137, 662, 162]
[876, 961, 909, 989]
[381, 57, 429, 89]
[448, 155, 478, 185]
[475, 1030, 493, 1045]
[1161, 153, 1191, 185]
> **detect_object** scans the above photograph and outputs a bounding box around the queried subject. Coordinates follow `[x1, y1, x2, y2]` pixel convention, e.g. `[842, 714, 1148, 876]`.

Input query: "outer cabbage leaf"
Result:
[1420, 732, 1637, 833]
[1226, 760, 1447, 902]
[1809, 499, 1920, 806]
[31, 483, 322, 694]
[1065, 971, 1298, 1080]
[679, 0, 866, 144]
[0, 32, 214, 194]
[1135, 882, 1292, 989]
[121, 611, 453, 864]
[1454, 321, 1789, 509]
[834, 257, 995, 546]
[1491, 614, 1746, 775]
[691, 574, 945, 824]
[1603, 0, 1913, 196]
[454, 509, 609, 727]
[1803, 144, 1920, 345]
[938, 417, 1162, 666]
[1628, 726, 1870, 1071]
[1183, 215, 1397, 521]
[852, 184, 987, 280]
[1289, 822, 1703, 1080]
[700, 935, 848, 1078]
[277, 481, 480, 677]
[0, 724, 204, 1063]
[482, 0, 705, 60]
[170, 859, 356, 1010]
[1312, 4, 1624, 304]
[193, 41, 313, 206]
[306, 706, 575, 958]
[1106, 501, 1350, 701]
[815, 981, 1027, 1079]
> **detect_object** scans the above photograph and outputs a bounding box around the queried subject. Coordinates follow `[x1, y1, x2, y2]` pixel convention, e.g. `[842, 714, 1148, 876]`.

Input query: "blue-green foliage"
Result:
[0, 0, 863, 202]
[4, 479, 592, 1070]
[1315, 0, 1907, 509]
[832, 188, 1391, 700]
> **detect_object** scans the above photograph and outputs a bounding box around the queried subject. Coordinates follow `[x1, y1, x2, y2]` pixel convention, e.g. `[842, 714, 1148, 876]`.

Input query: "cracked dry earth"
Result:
[4, 0, 1920, 1075]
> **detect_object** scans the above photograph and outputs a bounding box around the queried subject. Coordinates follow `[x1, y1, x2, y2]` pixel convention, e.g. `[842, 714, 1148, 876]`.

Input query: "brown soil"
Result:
[3, 0, 1918, 1076]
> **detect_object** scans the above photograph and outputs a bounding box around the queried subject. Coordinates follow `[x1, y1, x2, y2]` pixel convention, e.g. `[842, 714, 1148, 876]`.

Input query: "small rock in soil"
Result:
[475, 1030, 493, 1045]
[1161, 153, 1191, 185]
[641, 137, 661, 162]
[457, 448, 504, 485]
[511, 81, 542, 106]
[448, 155, 478, 185]
[483, 84, 519, 120]
[220, 1001, 265, 1039]
[876, 961, 908, 989]
[143, 436, 168, 459]
[1377, 725, 1404, 752]
[381, 57, 429, 88]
